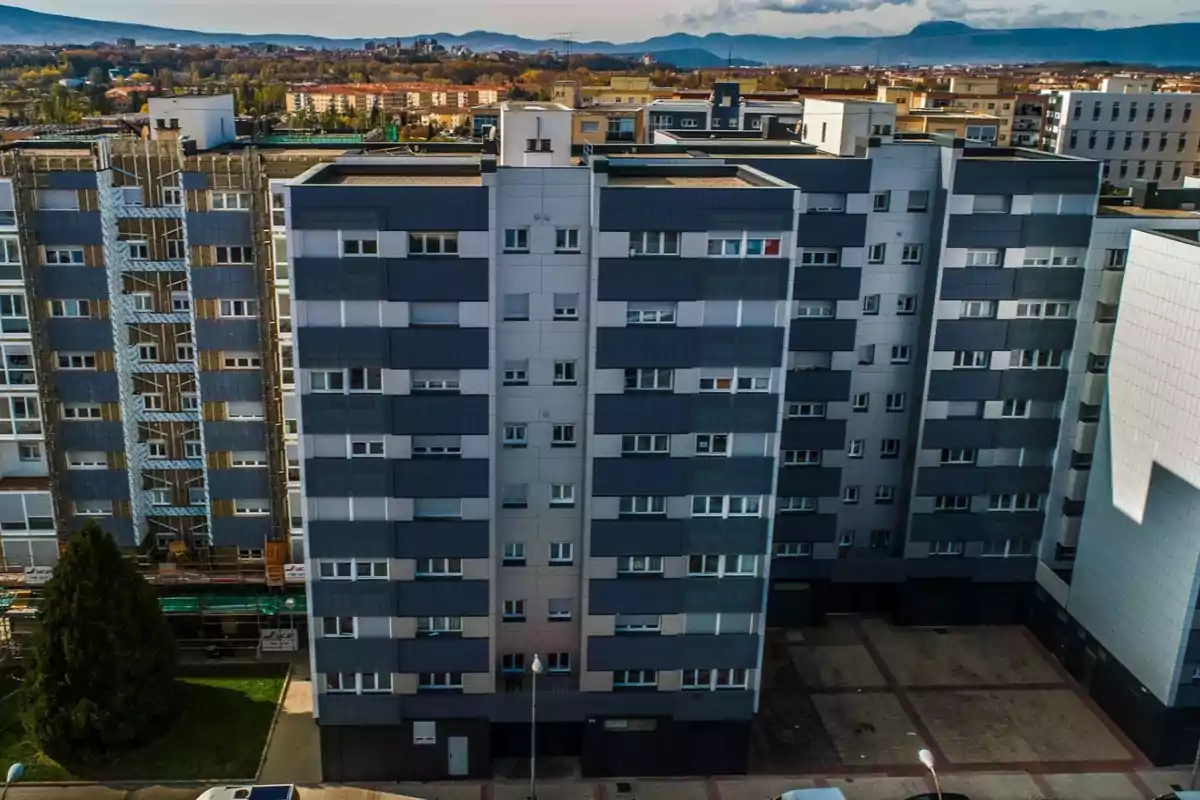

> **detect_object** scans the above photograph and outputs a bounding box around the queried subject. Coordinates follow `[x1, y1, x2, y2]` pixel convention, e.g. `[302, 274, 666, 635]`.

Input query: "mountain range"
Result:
[1, 4, 1199, 67]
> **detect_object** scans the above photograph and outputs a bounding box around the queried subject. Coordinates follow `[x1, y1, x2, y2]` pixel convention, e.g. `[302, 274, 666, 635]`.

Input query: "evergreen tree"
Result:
[23, 521, 177, 763]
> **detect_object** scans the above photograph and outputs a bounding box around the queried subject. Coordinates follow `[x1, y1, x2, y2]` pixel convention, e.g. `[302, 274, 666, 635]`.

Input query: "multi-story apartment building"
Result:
[1041, 87, 1200, 187]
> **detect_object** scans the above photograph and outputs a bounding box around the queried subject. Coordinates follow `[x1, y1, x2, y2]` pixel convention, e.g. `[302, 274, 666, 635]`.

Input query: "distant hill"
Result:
[1, 3, 1199, 66]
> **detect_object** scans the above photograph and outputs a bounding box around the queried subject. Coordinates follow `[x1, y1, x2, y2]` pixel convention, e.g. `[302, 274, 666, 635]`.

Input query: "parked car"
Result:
[196, 786, 295, 800]
[902, 794, 972, 800]
[773, 790, 849, 800]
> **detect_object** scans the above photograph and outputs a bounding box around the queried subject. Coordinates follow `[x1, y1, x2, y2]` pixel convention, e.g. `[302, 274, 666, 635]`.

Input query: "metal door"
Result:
[448, 735, 469, 776]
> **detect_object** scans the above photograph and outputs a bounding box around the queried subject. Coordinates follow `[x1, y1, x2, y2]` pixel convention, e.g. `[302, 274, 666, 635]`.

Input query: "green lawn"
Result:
[0, 674, 285, 781]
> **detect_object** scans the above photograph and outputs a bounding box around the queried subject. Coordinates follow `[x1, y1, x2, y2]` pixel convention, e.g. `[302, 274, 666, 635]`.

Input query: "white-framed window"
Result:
[552, 424, 576, 447]
[56, 352, 96, 370]
[687, 554, 758, 578]
[48, 299, 90, 318]
[408, 232, 459, 255]
[907, 190, 929, 212]
[795, 301, 834, 318]
[146, 440, 167, 459]
[218, 299, 258, 318]
[210, 191, 251, 210]
[867, 243, 886, 264]
[0, 237, 19, 265]
[681, 667, 748, 691]
[707, 233, 782, 258]
[342, 235, 378, 257]
[417, 672, 463, 690]
[502, 599, 526, 621]
[234, 499, 270, 516]
[126, 240, 150, 260]
[318, 559, 388, 580]
[880, 438, 901, 458]
[965, 249, 1002, 267]
[555, 228, 581, 253]
[875, 485, 895, 504]
[132, 292, 154, 312]
[707, 237, 742, 257]
[690, 494, 762, 518]
[624, 368, 673, 391]
[74, 499, 112, 517]
[1016, 301, 1072, 319]
[166, 239, 186, 260]
[222, 352, 261, 369]
[695, 433, 729, 456]
[940, 448, 977, 465]
[215, 246, 252, 265]
[775, 542, 813, 558]
[148, 487, 171, 506]
[629, 231, 680, 256]
[622, 434, 670, 455]
[861, 295, 880, 315]
[416, 557, 463, 577]
[1009, 349, 1064, 369]
[181, 393, 199, 411]
[547, 652, 571, 673]
[901, 244, 923, 264]
[615, 614, 661, 632]
[799, 248, 840, 266]
[417, 616, 463, 636]
[160, 186, 182, 207]
[935, 495, 971, 512]
[953, 350, 989, 369]
[549, 542, 573, 565]
[552, 293, 579, 320]
[142, 393, 164, 411]
[929, 540, 965, 556]
[1001, 398, 1030, 418]
[627, 303, 676, 325]
[44, 248, 84, 265]
[886, 393, 906, 412]
[890, 345, 911, 364]
[183, 439, 202, 459]
[550, 483, 576, 507]
[410, 370, 459, 392]
[321, 616, 356, 638]
[786, 402, 826, 418]
[619, 496, 667, 516]
[502, 424, 527, 447]
[137, 343, 159, 363]
[782, 449, 822, 466]
[503, 542, 526, 565]
[613, 669, 657, 688]
[778, 496, 817, 514]
[548, 598, 573, 621]
[17, 442, 40, 462]
[852, 393, 869, 411]
[502, 360, 528, 385]
[503, 228, 530, 253]
[988, 493, 1042, 512]
[617, 555, 664, 575]
[501, 653, 526, 673]
[171, 293, 191, 312]
[981, 538, 1035, 558]
[327, 672, 392, 695]
[553, 360, 577, 384]
[503, 293, 530, 321]
[698, 370, 770, 393]
[231, 451, 269, 468]
[897, 295, 917, 315]
[310, 367, 382, 393]
[66, 451, 106, 470]
[961, 300, 996, 318]
[61, 403, 101, 420]
[176, 343, 195, 363]
[349, 438, 385, 458]
[847, 439, 864, 458]
[872, 191, 891, 212]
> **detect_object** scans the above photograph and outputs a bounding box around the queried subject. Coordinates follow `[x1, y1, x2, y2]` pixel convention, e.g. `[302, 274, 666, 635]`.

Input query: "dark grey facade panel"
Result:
[775, 466, 842, 497]
[296, 328, 388, 368]
[58, 420, 123, 450]
[770, 558, 834, 580]
[951, 158, 1099, 196]
[927, 369, 1068, 402]
[195, 319, 261, 352]
[595, 327, 785, 369]
[191, 266, 259, 299]
[309, 521, 396, 559]
[916, 465, 1052, 495]
[54, 372, 119, 402]
[311, 581, 397, 617]
[984, 465, 1054, 493]
[43, 172, 97, 190]
[1013, 268, 1085, 300]
[732, 157, 872, 194]
[185, 212, 254, 246]
[932, 320, 1008, 351]
[904, 558, 974, 579]
[204, 421, 266, 450]
[210, 516, 273, 547]
[395, 580, 489, 617]
[394, 459, 489, 498]
[208, 468, 270, 500]
[69, 515, 132, 540]
[829, 557, 906, 584]
[38, 267, 108, 299]
[306, 459, 391, 497]
[198, 371, 263, 402]
[391, 329, 489, 370]
[1005, 319, 1076, 350]
[395, 521, 490, 558]
[293, 258, 490, 303]
[909, 511, 1045, 542]
[598, 187, 794, 232]
[792, 267, 862, 301]
[789, 319, 857, 351]
[939, 269, 1015, 301]
[794, 214, 869, 248]
[780, 419, 848, 450]
[393, 396, 490, 435]
[945, 214, 1093, 249]
[587, 577, 763, 614]
[32, 211, 102, 245]
[290, 186, 490, 231]
[45, 319, 112, 352]
[181, 172, 210, 190]
[998, 370, 1068, 401]
[61, 470, 129, 500]
[315, 638, 400, 674]
[397, 638, 490, 673]
[785, 370, 852, 401]
[594, 394, 780, 435]
[921, 418, 1060, 449]
[597, 259, 790, 302]
[972, 557, 1037, 583]
[587, 633, 759, 671]
[589, 518, 767, 557]
[591, 456, 775, 497]
[772, 513, 838, 543]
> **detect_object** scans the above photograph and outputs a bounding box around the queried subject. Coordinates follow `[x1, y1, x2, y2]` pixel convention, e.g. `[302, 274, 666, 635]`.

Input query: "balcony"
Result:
[1090, 323, 1115, 355]
[1099, 269, 1123, 305]
[1080, 372, 1105, 407]
[1064, 468, 1090, 502]
[1073, 422, 1099, 454]
[0, 418, 41, 438]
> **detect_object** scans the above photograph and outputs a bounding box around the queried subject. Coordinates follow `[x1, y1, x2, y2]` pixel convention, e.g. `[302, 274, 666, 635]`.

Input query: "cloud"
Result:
[667, 0, 913, 27]
[925, 0, 1113, 28]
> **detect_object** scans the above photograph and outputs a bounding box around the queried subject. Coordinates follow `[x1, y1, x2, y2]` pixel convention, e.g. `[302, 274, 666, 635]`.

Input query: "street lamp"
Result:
[529, 653, 543, 800]
[1, 762, 24, 800]
[918, 748, 942, 800]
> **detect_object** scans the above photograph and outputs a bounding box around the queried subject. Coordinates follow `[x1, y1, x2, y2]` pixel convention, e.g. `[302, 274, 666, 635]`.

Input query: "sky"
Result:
[9, 0, 1196, 42]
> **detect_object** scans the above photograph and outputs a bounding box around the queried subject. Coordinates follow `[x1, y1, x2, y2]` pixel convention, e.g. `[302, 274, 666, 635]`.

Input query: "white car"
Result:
[196, 786, 295, 800]
[773, 790, 848, 800]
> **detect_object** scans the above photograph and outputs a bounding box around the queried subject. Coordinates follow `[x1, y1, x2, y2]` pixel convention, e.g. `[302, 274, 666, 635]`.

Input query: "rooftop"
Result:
[325, 173, 482, 186]
[296, 159, 487, 186]
[1097, 204, 1200, 218]
[1147, 228, 1200, 245]
[607, 174, 757, 188]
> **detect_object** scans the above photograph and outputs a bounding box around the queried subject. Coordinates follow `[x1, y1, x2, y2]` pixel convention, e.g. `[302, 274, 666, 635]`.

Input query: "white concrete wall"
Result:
[148, 95, 236, 151]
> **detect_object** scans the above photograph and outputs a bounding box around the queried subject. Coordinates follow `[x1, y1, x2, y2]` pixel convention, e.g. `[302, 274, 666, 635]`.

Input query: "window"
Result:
[49, 299, 91, 318]
[416, 557, 463, 577]
[852, 393, 869, 412]
[410, 370, 459, 392]
[961, 300, 996, 319]
[132, 292, 154, 312]
[44, 248, 84, 265]
[555, 228, 580, 252]
[622, 434, 670, 455]
[872, 191, 890, 212]
[502, 600, 526, 621]
[778, 496, 817, 513]
[501, 653, 526, 674]
[0, 238, 18, 265]
[982, 538, 1035, 558]
[215, 246, 252, 264]
[692, 495, 762, 518]
[627, 303, 676, 325]
[552, 424, 576, 447]
[174, 343, 194, 363]
[547, 652, 571, 673]
[321, 616, 355, 638]
[218, 299, 257, 318]
[222, 353, 261, 369]
[231, 451, 269, 468]
[1001, 399, 1030, 418]
[775, 542, 813, 558]
[210, 191, 251, 210]
[503, 293, 530, 321]
[171, 293, 191, 312]
[502, 360, 528, 386]
[410, 303, 459, 327]
[929, 540, 965, 556]
[875, 485, 895, 504]
[125, 240, 149, 260]
[796, 300, 834, 318]
[629, 231, 680, 256]
[867, 243, 886, 264]
[408, 232, 458, 255]
[552, 360, 577, 385]
[617, 555, 664, 575]
[161, 186, 182, 207]
[880, 439, 900, 459]
[350, 438, 385, 458]
[142, 393, 164, 411]
[234, 499, 270, 516]
[624, 368, 673, 391]
[1010, 350, 1064, 369]
[806, 193, 845, 213]
[61, 403, 101, 420]
[147, 440, 167, 460]
[901, 244, 922, 264]
[896, 295, 917, 315]
[418, 673, 463, 691]
[890, 345, 911, 365]
[799, 248, 840, 266]
[553, 293, 579, 320]
[137, 343, 159, 363]
[166, 239, 185, 260]
[74, 499, 111, 516]
[786, 402, 825, 419]
[549, 542, 573, 565]
[988, 493, 1042, 512]
[861, 295, 879, 315]
[907, 190, 929, 212]
[66, 451, 106, 470]
[1016, 302, 1071, 319]
[502, 424, 527, 448]
[1103, 249, 1127, 269]
[885, 393, 905, 412]
[17, 442, 40, 462]
[782, 450, 822, 466]
[502, 542, 526, 565]
[935, 495, 971, 512]
[619, 496, 667, 516]
[57, 352, 96, 370]
[501, 484, 528, 508]
[342, 236, 378, 257]
[615, 614, 661, 633]
[613, 670, 657, 688]
[503, 228, 530, 253]
[682, 668, 749, 691]
[847, 439, 864, 458]
[966, 249, 1001, 267]
[548, 598, 572, 621]
[707, 237, 742, 257]
[695, 433, 730, 456]
[550, 483, 575, 507]
[953, 350, 989, 369]
[940, 448, 977, 465]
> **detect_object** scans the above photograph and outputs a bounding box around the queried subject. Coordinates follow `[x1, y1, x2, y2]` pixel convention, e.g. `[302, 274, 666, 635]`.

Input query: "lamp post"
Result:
[918, 748, 942, 800]
[1, 762, 24, 800]
[530, 653, 543, 800]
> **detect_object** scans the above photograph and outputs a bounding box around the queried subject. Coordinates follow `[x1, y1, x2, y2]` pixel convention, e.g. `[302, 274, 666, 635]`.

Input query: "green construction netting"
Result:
[254, 134, 368, 144]
[157, 594, 307, 615]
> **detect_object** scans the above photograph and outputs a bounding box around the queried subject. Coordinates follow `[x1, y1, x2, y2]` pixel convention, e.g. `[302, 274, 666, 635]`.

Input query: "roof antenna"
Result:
[727, 43, 733, 69]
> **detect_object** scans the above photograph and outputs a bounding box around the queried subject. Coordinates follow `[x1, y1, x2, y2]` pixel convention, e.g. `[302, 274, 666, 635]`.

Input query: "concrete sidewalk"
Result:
[258, 659, 322, 785]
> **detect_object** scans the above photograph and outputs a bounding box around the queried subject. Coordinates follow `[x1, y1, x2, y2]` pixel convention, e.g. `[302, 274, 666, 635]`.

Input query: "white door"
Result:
[448, 736, 469, 776]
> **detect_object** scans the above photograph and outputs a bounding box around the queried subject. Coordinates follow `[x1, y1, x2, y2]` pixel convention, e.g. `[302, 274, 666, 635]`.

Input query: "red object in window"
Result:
[764, 239, 781, 256]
